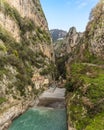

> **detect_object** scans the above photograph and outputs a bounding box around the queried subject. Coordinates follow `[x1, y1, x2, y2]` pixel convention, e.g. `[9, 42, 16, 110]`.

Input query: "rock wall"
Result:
[65, 27, 83, 54]
[0, 0, 54, 129]
[85, 0, 104, 59]
[54, 27, 83, 59]
[54, 27, 83, 78]
[0, 11, 20, 41]
[1, 0, 48, 30]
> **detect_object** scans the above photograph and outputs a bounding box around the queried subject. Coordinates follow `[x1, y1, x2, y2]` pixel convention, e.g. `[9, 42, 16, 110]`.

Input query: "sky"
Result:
[40, 0, 99, 32]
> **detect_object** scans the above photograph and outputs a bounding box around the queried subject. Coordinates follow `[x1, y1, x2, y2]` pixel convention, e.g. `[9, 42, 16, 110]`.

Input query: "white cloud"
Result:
[75, 0, 98, 9]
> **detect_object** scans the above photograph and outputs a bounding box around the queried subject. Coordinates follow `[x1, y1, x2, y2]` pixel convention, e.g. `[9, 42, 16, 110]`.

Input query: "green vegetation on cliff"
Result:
[0, 0, 52, 102]
[0, 97, 6, 104]
[0, 24, 50, 97]
[66, 63, 104, 130]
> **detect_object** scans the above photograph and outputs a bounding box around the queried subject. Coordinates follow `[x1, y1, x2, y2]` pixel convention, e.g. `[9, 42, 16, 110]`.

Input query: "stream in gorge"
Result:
[8, 88, 67, 130]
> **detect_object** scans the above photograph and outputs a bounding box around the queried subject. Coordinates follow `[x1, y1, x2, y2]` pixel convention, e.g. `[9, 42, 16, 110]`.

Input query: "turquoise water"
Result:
[8, 107, 67, 130]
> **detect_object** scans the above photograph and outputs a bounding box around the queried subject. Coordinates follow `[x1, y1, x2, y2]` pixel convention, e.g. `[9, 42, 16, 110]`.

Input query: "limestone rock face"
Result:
[54, 27, 83, 61]
[86, 1, 104, 59]
[0, 11, 20, 41]
[1, 0, 48, 30]
[0, 0, 54, 129]
[65, 27, 83, 55]
[90, 27, 104, 58]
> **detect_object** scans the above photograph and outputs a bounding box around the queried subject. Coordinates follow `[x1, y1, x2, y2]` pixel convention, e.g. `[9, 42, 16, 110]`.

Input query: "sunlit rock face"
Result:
[85, 1, 104, 59]
[65, 27, 83, 58]
[54, 27, 83, 68]
[0, 0, 54, 129]
[4, 0, 48, 30]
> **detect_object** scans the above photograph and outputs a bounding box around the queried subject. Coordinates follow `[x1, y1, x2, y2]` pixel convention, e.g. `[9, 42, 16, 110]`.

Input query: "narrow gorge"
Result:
[0, 0, 104, 130]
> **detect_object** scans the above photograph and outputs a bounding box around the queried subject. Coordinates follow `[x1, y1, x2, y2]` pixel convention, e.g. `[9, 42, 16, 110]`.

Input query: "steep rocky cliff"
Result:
[65, 27, 83, 55]
[85, 0, 104, 58]
[0, 0, 54, 129]
[54, 27, 83, 79]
